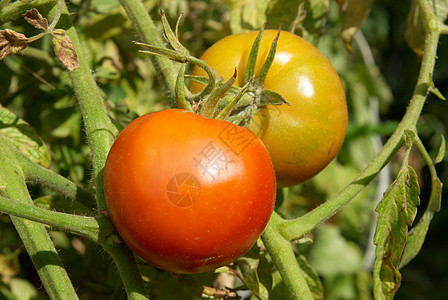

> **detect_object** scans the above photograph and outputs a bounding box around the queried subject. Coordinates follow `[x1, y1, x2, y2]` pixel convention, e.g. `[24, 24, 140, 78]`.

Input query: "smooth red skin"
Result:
[191, 30, 348, 187]
[104, 109, 276, 274]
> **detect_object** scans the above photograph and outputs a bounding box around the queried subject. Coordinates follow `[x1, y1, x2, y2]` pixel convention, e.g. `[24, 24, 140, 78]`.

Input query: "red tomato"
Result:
[191, 30, 348, 187]
[103, 109, 276, 274]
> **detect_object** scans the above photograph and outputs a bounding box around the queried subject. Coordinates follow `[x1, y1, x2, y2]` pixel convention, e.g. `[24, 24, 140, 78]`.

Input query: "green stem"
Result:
[0, 138, 78, 300]
[47, 3, 149, 298]
[175, 64, 194, 112]
[199, 69, 236, 118]
[0, 0, 57, 24]
[189, 56, 217, 102]
[119, 0, 177, 105]
[413, 134, 442, 212]
[47, 2, 116, 210]
[277, 0, 441, 242]
[102, 244, 149, 300]
[262, 212, 313, 300]
[14, 149, 95, 205]
[0, 195, 113, 243]
[27, 0, 63, 42]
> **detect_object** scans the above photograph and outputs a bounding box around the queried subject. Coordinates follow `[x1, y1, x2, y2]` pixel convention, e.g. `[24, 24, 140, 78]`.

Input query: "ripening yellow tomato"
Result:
[191, 30, 347, 187]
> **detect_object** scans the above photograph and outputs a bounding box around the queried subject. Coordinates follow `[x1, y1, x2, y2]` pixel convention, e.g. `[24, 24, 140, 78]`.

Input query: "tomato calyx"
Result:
[134, 11, 289, 127]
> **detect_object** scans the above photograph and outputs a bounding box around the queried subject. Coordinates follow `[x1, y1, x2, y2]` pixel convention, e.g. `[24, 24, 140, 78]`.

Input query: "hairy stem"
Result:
[46, 3, 148, 298]
[262, 213, 314, 300]
[14, 150, 95, 206]
[47, 2, 116, 210]
[0, 0, 58, 24]
[102, 244, 149, 300]
[0, 195, 113, 243]
[0, 138, 79, 300]
[119, 0, 177, 105]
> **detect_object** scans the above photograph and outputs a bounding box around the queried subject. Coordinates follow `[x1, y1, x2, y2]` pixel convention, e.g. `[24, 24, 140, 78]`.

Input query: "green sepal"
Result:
[135, 42, 188, 63]
[244, 22, 266, 85]
[159, 9, 189, 56]
[254, 28, 281, 87]
[198, 69, 237, 118]
[175, 64, 194, 112]
[260, 89, 291, 106]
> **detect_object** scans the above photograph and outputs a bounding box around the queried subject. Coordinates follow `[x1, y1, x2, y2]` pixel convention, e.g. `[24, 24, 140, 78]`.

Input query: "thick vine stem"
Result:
[276, 0, 441, 242]
[47, 2, 116, 210]
[101, 244, 149, 300]
[46, 3, 149, 298]
[0, 138, 79, 300]
[261, 212, 314, 300]
[13, 149, 95, 206]
[0, 195, 113, 243]
[119, 0, 177, 105]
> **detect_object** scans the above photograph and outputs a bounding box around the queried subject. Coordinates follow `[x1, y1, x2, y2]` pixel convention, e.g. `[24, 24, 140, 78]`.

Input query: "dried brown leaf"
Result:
[0, 29, 30, 60]
[23, 8, 48, 30]
[52, 29, 78, 71]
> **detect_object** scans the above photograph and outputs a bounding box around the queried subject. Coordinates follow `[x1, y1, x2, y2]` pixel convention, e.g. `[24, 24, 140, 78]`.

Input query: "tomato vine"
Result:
[0, 0, 446, 299]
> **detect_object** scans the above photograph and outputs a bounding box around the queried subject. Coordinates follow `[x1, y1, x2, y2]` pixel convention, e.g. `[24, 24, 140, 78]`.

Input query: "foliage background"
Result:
[0, 0, 447, 299]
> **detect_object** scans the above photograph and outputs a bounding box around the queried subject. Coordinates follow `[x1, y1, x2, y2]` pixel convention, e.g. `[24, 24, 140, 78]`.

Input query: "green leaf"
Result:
[340, 0, 374, 52]
[260, 89, 290, 106]
[308, 225, 363, 276]
[9, 278, 40, 300]
[236, 242, 272, 300]
[399, 177, 442, 269]
[405, 0, 448, 57]
[265, 0, 300, 30]
[226, 0, 270, 33]
[0, 105, 51, 168]
[373, 164, 420, 299]
[434, 135, 446, 164]
[266, 0, 330, 44]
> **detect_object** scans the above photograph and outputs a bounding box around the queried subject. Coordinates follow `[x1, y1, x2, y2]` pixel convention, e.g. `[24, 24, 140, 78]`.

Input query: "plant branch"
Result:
[47, 2, 116, 210]
[26, 0, 63, 42]
[45, 3, 148, 298]
[0, 195, 113, 243]
[14, 149, 95, 206]
[262, 212, 314, 299]
[119, 0, 177, 105]
[0, 0, 58, 24]
[102, 244, 149, 300]
[276, 0, 442, 242]
[441, 23, 448, 35]
[0, 138, 79, 300]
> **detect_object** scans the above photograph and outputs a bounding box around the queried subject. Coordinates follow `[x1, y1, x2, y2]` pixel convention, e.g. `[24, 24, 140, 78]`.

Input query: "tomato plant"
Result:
[1, 1, 445, 299]
[103, 109, 276, 274]
[191, 30, 348, 187]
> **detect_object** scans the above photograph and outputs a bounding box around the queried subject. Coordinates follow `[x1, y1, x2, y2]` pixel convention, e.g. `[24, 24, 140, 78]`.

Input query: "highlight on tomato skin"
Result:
[190, 30, 348, 187]
[103, 109, 277, 274]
